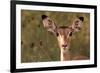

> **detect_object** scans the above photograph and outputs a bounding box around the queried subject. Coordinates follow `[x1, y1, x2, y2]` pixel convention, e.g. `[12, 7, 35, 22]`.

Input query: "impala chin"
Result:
[61, 47, 70, 53]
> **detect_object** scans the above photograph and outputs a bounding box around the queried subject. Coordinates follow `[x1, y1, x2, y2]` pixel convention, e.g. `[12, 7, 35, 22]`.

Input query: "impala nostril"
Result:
[62, 45, 67, 47]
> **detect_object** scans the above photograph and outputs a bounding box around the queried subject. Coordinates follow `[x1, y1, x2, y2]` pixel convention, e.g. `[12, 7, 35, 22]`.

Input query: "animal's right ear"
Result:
[41, 15, 57, 34]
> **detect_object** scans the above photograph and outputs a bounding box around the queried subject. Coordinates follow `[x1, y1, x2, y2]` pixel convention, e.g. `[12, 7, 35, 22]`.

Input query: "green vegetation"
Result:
[21, 10, 90, 63]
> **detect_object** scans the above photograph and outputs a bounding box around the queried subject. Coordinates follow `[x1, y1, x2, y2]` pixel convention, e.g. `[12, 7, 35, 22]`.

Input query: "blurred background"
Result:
[21, 10, 90, 63]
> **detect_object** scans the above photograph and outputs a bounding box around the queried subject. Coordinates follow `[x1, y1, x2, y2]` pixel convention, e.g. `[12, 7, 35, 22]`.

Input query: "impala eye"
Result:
[56, 32, 59, 36]
[69, 32, 72, 36]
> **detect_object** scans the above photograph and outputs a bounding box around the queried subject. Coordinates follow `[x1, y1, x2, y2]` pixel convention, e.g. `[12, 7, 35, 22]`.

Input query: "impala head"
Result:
[56, 26, 73, 50]
[42, 15, 84, 51]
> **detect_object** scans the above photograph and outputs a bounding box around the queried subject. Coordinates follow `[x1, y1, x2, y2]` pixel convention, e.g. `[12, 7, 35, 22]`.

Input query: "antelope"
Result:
[41, 15, 88, 61]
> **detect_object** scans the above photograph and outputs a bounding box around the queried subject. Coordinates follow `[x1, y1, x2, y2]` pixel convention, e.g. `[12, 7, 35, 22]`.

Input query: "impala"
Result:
[41, 15, 88, 61]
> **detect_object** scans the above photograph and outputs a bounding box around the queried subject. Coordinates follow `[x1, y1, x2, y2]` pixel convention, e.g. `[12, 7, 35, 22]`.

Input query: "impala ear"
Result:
[72, 16, 84, 32]
[41, 15, 57, 34]
[79, 17, 84, 22]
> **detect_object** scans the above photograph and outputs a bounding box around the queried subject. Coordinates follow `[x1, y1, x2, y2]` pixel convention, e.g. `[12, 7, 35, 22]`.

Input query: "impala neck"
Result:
[60, 48, 71, 61]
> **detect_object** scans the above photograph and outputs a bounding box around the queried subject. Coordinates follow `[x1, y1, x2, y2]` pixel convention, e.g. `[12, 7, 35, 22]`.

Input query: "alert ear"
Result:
[79, 17, 84, 22]
[72, 17, 84, 32]
[41, 15, 57, 34]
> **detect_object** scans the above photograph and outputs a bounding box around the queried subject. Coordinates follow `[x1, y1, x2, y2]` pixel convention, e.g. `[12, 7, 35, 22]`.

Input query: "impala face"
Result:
[56, 27, 73, 51]
[42, 15, 84, 52]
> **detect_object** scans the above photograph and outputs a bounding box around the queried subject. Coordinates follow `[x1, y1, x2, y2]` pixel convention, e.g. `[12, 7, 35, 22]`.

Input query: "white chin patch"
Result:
[62, 47, 69, 52]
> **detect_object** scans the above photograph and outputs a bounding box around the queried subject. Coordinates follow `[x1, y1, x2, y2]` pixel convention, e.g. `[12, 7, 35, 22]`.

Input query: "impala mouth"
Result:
[62, 46, 69, 50]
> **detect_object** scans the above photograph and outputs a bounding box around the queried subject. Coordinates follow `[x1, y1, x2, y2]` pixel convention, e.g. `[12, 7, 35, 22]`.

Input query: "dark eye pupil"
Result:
[69, 32, 72, 36]
[56, 33, 59, 36]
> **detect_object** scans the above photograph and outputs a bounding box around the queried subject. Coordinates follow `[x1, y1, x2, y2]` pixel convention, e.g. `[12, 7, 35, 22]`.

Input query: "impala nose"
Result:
[62, 44, 67, 48]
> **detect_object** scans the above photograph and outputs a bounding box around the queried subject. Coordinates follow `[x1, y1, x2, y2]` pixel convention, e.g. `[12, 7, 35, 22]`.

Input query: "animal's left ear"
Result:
[72, 17, 84, 32]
